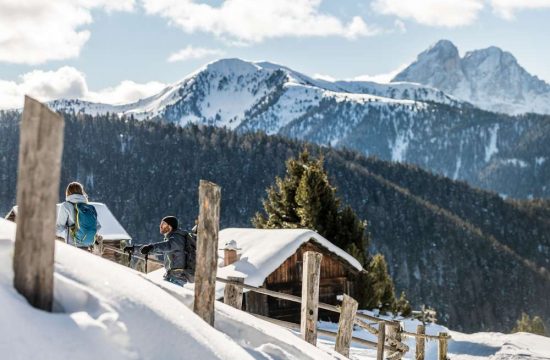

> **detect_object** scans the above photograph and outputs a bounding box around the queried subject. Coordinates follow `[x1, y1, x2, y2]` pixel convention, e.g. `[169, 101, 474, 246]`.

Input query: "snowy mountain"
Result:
[393, 39, 550, 115]
[49, 58, 465, 132]
[48, 57, 550, 199]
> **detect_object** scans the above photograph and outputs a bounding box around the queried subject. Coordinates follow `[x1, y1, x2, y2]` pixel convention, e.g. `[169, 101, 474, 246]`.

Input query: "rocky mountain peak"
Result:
[392, 40, 550, 114]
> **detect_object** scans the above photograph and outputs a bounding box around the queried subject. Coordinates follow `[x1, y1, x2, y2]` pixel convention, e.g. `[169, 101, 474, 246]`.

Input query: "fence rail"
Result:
[102, 243, 451, 359]
[11, 98, 448, 360]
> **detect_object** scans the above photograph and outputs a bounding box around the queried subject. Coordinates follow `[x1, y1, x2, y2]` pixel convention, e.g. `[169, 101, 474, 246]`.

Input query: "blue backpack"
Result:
[70, 203, 98, 247]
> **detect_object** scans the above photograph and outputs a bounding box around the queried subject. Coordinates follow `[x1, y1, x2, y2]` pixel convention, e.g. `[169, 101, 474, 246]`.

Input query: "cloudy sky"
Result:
[1, 0, 550, 108]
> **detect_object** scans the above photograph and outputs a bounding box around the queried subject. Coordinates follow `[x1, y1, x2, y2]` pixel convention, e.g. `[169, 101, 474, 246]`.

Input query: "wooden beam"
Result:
[377, 322, 385, 360]
[386, 322, 399, 354]
[251, 314, 393, 351]
[438, 332, 448, 360]
[300, 251, 322, 345]
[13, 96, 64, 312]
[335, 294, 358, 357]
[224, 276, 244, 310]
[416, 324, 425, 360]
[193, 180, 221, 326]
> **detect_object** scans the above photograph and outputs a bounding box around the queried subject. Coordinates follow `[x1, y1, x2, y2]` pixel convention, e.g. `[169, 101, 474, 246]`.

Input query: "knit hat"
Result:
[162, 216, 178, 230]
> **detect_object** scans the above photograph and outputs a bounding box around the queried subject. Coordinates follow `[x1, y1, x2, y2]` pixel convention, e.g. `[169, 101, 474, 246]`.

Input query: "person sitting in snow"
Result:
[55, 181, 101, 251]
[127, 216, 195, 286]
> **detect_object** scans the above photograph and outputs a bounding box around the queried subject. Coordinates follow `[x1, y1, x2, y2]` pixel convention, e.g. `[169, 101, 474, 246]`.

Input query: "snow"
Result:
[0, 218, 345, 360]
[1, 218, 550, 359]
[484, 124, 499, 162]
[6, 202, 131, 242]
[0, 219, 253, 360]
[448, 331, 550, 360]
[145, 270, 346, 360]
[500, 158, 529, 168]
[216, 228, 363, 288]
[391, 128, 413, 162]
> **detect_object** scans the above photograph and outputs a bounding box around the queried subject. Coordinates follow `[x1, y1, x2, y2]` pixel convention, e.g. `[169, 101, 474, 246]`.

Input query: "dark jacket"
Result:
[149, 229, 189, 272]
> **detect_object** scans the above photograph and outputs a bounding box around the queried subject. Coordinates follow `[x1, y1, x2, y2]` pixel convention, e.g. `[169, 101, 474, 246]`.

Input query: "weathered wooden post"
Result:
[438, 332, 448, 360]
[13, 96, 64, 312]
[416, 324, 425, 360]
[386, 322, 401, 355]
[335, 294, 358, 357]
[193, 180, 221, 326]
[300, 251, 322, 345]
[376, 322, 386, 360]
[224, 276, 244, 309]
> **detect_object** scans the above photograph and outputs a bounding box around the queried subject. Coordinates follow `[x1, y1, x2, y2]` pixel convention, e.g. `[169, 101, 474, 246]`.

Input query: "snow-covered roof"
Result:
[217, 228, 363, 287]
[5, 202, 131, 241]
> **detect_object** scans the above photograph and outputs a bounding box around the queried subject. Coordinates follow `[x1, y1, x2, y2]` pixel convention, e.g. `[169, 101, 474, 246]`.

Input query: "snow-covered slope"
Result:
[0, 218, 344, 360]
[393, 39, 550, 115]
[2, 219, 549, 359]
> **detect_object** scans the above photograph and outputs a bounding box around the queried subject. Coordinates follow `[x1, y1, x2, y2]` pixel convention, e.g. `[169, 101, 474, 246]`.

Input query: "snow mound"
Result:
[0, 218, 251, 360]
[0, 219, 346, 360]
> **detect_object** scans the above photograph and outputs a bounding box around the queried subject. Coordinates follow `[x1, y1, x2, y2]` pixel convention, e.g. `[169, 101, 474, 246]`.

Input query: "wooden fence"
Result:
[103, 243, 450, 360]
[9, 97, 449, 360]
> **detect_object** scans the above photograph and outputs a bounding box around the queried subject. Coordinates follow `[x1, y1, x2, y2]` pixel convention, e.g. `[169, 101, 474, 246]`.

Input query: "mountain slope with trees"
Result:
[0, 110, 548, 332]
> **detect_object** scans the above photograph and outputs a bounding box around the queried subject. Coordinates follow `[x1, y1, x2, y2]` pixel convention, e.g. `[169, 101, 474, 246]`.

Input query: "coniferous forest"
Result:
[0, 110, 549, 332]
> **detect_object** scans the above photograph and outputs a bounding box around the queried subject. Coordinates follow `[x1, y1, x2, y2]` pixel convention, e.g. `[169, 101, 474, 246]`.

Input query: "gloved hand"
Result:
[123, 245, 135, 252]
[140, 244, 154, 255]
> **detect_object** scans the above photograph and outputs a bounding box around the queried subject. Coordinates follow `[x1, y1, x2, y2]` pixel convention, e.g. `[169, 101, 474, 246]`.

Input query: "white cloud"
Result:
[491, 0, 550, 19]
[352, 63, 409, 83]
[394, 19, 407, 33]
[372, 0, 484, 27]
[88, 80, 166, 104]
[312, 74, 336, 82]
[0, 67, 165, 109]
[142, 0, 377, 44]
[167, 46, 224, 62]
[0, 0, 135, 64]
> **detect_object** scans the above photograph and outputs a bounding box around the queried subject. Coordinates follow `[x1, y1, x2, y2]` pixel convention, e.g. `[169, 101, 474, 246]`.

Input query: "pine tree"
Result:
[513, 312, 547, 336]
[363, 254, 396, 313]
[394, 291, 412, 317]
[254, 150, 402, 312]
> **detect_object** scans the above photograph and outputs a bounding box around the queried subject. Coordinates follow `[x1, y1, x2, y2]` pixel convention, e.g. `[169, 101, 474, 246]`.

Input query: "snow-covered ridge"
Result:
[48, 58, 466, 133]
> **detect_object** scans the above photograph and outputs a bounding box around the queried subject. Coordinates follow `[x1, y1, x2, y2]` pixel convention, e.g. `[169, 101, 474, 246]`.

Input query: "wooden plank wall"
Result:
[261, 240, 359, 322]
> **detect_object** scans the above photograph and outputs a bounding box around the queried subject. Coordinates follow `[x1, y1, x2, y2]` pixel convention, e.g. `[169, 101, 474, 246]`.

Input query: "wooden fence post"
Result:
[13, 96, 64, 312]
[301, 251, 322, 345]
[224, 276, 244, 309]
[377, 322, 385, 360]
[335, 294, 358, 357]
[416, 324, 425, 360]
[193, 180, 221, 326]
[386, 323, 398, 354]
[438, 332, 448, 360]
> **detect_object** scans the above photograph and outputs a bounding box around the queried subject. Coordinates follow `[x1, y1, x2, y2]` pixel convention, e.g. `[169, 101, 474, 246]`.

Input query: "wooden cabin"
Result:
[5, 202, 132, 263]
[218, 228, 364, 323]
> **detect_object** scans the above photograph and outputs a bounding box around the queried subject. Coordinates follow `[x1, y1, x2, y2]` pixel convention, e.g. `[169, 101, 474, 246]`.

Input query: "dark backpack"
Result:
[70, 203, 98, 247]
[185, 231, 197, 273]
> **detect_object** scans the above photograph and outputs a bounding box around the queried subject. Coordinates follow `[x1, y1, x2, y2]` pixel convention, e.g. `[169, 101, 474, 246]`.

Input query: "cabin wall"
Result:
[263, 241, 359, 322]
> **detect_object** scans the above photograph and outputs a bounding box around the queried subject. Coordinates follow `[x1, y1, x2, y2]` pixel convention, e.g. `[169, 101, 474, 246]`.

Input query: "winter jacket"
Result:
[149, 229, 190, 272]
[55, 194, 101, 246]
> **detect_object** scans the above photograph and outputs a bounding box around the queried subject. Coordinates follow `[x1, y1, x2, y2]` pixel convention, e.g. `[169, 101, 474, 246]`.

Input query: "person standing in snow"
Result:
[56, 181, 101, 251]
[127, 216, 195, 285]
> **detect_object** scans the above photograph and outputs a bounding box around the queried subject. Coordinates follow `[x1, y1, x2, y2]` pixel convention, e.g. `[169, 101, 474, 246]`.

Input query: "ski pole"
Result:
[144, 253, 148, 274]
[126, 247, 133, 267]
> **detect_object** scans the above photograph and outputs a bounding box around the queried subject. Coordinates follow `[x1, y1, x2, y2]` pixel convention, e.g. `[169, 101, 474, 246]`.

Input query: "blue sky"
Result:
[1, 0, 549, 108]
